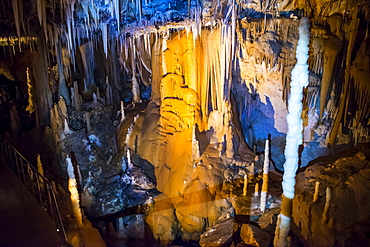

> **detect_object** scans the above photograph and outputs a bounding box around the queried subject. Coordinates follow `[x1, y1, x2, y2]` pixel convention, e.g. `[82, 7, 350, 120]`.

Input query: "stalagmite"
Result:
[226, 125, 234, 159]
[66, 156, 83, 228]
[249, 162, 255, 179]
[313, 181, 320, 203]
[127, 148, 131, 165]
[192, 126, 200, 163]
[243, 175, 248, 196]
[92, 93, 98, 104]
[125, 124, 133, 145]
[274, 17, 310, 247]
[77, 164, 83, 191]
[58, 96, 68, 120]
[260, 139, 269, 213]
[322, 187, 331, 223]
[254, 183, 259, 197]
[96, 87, 101, 102]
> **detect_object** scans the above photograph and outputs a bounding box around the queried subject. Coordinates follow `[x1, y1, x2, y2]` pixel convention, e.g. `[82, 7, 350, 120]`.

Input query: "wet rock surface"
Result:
[199, 218, 237, 247]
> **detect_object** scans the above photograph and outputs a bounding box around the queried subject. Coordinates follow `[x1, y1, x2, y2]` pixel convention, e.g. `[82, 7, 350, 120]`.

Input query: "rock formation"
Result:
[0, 0, 369, 246]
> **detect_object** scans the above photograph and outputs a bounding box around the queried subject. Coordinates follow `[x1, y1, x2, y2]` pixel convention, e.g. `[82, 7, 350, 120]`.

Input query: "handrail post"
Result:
[45, 183, 54, 219]
[50, 186, 70, 246]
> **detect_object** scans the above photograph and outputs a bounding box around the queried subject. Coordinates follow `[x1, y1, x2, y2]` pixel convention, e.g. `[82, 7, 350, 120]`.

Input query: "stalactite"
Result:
[79, 42, 96, 93]
[319, 39, 340, 119]
[11, 0, 20, 42]
[33, 35, 53, 127]
[131, 37, 141, 102]
[327, 7, 359, 146]
[102, 23, 108, 59]
[36, 0, 47, 40]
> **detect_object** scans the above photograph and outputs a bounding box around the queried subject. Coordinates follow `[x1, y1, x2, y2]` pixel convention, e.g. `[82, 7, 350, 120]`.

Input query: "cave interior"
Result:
[0, 0, 370, 246]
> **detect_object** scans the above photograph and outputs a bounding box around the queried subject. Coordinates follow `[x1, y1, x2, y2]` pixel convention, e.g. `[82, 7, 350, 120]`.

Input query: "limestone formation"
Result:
[1, 0, 369, 246]
[293, 152, 370, 247]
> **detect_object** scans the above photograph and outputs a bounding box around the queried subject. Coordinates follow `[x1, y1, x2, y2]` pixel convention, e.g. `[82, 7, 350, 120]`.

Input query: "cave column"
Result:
[274, 17, 310, 247]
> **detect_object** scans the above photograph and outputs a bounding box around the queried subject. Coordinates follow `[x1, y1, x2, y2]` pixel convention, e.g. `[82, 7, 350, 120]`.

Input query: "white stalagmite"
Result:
[274, 17, 310, 247]
[127, 148, 131, 165]
[66, 156, 83, 228]
[64, 118, 70, 134]
[313, 181, 320, 203]
[125, 123, 134, 145]
[260, 139, 269, 213]
[192, 126, 200, 163]
[92, 93, 98, 104]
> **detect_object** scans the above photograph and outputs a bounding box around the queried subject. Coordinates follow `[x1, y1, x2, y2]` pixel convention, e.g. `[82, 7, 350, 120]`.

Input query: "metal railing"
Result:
[0, 136, 71, 247]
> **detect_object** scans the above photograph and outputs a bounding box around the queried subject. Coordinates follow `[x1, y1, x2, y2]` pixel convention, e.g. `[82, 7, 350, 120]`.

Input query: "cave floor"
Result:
[0, 160, 60, 247]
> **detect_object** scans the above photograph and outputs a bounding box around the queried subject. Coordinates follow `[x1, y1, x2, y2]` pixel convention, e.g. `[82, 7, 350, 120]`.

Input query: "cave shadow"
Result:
[231, 82, 287, 171]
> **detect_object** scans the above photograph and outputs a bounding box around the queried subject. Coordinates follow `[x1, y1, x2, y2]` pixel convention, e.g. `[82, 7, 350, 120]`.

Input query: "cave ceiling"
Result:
[0, 0, 369, 146]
